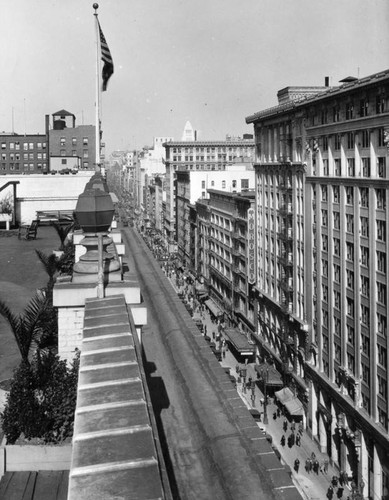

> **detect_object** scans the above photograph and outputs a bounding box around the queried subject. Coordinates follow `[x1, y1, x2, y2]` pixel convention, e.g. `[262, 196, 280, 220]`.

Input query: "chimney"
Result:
[325, 76, 330, 87]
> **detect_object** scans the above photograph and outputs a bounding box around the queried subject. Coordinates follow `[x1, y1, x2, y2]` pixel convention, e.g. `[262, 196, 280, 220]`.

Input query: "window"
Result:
[323, 159, 329, 175]
[360, 98, 369, 117]
[322, 235, 328, 252]
[322, 259, 328, 277]
[360, 187, 369, 207]
[347, 158, 355, 176]
[346, 214, 354, 234]
[346, 187, 354, 204]
[333, 238, 340, 256]
[361, 246, 369, 267]
[346, 242, 354, 261]
[321, 185, 328, 201]
[360, 217, 369, 237]
[361, 276, 369, 297]
[333, 106, 340, 122]
[378, 128, 385, 148]
[346, 102, 354, 120]
[378, 157, 386, 178]
[232, 180, 237, 189]
[241, 179, 249, 189]
[334, 290, 341, 309]
[60, 150, 66, 157]
[222, 180, 226, 189]
[347, 132, 355, 149]
[201, 180, 205, 189]
[361, 130, 370, 148]
[29, 142, 34, 150]
[377, 220, 386, 241]
[377, 282, 387, 305]
[321, 209, 328, 227]
[362, 158, 371, 177]
[72, 137, 77, 146]
[83, 137, 88, 146]
[322, 136, 328, 151]
[333, 212, 340, 229]
[60, 137, 66, 146]
[346, 269, 354, 290]
[376, 95, 385, 114]
[334, 135, 341, 150]
[378, 345, 387, 369]
[376, 189, 386, 210]
[361, 304, 370, 326]
[347, 325, 355, 346]
[378, 313, 387, 337]
[321, 109, 328, 124]
[334, 264, 340, 283]
[1, 143, 5, 149]
[377, 251, 386, 273]
[61, 159, 67, 165]
[322, 284, 328, 302]
[333, 185, 340, 203]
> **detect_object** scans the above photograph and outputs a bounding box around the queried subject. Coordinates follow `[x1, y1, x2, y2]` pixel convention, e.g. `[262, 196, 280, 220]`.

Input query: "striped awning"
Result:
[205, 299, 223, 317]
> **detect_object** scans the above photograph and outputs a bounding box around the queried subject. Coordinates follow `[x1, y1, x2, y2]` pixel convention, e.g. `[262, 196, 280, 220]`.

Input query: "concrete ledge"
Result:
[68, 294, 166, 500]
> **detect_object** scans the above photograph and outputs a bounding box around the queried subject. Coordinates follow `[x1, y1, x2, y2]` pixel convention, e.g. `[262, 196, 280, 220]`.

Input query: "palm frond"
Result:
[35, 249, 59, 281]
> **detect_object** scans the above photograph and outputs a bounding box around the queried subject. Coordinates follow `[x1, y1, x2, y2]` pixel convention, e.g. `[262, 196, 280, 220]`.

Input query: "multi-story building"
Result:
[246, 69, 389, 500]
[140, 137, 173, 176]
[163, 138, 255, 245]
[207, 189, 256, 335]
[175, 167, 255, 271]
[1, 131, 48, 174]
[49, 110, 96, 170]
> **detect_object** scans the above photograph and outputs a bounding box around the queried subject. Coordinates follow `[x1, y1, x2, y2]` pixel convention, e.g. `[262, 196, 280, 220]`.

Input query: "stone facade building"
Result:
[246, 69, 389, 500]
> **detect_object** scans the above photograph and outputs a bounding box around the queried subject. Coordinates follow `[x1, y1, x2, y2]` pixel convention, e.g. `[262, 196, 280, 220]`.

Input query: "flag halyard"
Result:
[98, 19, 114, 91]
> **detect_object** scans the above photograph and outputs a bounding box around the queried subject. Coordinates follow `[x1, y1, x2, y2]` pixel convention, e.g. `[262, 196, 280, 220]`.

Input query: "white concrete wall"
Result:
[0, 172, 94, 224]
[57, 307, 85, 363]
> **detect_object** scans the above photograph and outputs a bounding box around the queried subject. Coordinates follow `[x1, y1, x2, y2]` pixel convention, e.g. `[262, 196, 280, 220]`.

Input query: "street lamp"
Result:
[260, 367, 269, 424]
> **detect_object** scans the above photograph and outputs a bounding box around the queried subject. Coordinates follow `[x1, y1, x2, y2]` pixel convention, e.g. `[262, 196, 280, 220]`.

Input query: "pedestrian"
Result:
[283, 419, 288, 432]
[290, 432, 295, 446]
[313, 459, 319, 474]
[324, 458, 329, 474]
[296, 434, 301, 446]
[294, 458, 300, 473]
[291, 420, 296, 432]
[332, 476, 338, 488]
[337, 487, 344, 499]
[236, 364, 240, 374]
[327, 485, 334, 500]
[311, 452, 316, 461]
[305, 458, 311, 473]
[280, 435, 286, 447]
[204, 324, 207, 335]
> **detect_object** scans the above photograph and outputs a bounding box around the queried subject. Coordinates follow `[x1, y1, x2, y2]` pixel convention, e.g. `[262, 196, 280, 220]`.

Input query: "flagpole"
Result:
[93, 3, 103, 176]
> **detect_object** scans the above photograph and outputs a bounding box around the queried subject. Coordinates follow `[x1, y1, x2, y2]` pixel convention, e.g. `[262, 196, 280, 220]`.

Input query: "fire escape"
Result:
[278, 173, 296, 377]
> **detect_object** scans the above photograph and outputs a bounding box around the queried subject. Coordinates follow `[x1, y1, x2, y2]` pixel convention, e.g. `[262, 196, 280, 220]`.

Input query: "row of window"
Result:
[314, 95, 386, 126]
[0, 163, 47, 171]
[172, 146, 253, 154]
[319, 185, 386, 208]
[315, 156, 386, 178]
[320, 215, 386, 240]
[1, 141, 46, 150]
[60, 150, 88, 158]
[1, 152, 47, 161]
[59, 137, 89, 146]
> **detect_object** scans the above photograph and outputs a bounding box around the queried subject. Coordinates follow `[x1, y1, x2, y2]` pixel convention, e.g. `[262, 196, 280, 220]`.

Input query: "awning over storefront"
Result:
[284, 397, 304, 417]
[255, 364, 283, 386]
[224, 328, 256, 355]
[274, 387, 294, 405]
[205, 299, 223, 318]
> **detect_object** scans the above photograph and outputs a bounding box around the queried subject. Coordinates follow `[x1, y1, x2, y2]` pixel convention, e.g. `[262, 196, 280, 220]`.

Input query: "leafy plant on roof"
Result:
[51, 220, 75, 251]
[0, 349, 80, 444]
[0, 292, 52, 367]
[0, 193, 13, 214]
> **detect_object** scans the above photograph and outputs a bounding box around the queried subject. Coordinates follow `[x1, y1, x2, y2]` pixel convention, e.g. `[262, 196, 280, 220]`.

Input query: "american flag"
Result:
[98, 19, 114, 91]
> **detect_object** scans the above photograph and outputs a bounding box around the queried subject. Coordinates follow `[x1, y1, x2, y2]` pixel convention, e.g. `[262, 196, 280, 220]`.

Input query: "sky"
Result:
[1, 0, 389, 155]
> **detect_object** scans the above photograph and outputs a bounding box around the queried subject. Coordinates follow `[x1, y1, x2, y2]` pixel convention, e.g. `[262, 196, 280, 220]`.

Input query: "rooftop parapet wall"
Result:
[68, 294, 169, 500]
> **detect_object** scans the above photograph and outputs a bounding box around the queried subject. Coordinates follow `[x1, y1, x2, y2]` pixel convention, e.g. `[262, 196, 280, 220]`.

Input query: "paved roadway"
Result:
[122, 227, 297, 500]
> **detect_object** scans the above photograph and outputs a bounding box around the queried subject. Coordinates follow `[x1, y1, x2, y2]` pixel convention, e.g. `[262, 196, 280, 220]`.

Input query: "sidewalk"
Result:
[197, 305, 352, 500]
